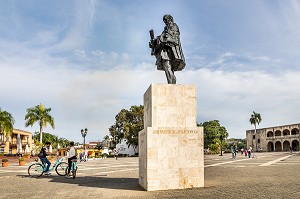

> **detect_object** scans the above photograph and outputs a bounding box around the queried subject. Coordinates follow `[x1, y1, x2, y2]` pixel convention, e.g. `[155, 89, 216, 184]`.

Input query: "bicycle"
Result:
[65, 159, 78, 179]
[28, 156, 68, 177]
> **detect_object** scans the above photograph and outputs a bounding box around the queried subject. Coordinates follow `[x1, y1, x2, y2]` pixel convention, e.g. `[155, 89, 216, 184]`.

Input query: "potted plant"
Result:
[2, 158, 9, 167]
[19, 157, 26, 166]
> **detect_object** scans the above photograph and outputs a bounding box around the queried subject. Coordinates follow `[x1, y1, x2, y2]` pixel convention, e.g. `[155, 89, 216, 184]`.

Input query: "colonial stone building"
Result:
[246, 123, 300, 152]
[0, 129, 34, 155]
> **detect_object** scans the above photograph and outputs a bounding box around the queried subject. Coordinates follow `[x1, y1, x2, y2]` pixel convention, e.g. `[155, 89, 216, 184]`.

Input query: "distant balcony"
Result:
[0, 142, 6, 147]
[9, 141, 28, 147]
[266, 134, 300, 140]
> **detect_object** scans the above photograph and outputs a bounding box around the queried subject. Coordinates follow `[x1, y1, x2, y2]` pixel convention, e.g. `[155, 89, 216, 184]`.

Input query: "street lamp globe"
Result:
[81, 128, 88, 149]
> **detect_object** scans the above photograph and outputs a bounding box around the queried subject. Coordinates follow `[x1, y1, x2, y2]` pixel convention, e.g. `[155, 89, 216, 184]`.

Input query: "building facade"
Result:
[0, 129, 34, 155]
[246, 123, 300, 152]
[116, 138, 137, 156]
[58, 141, 103, 158]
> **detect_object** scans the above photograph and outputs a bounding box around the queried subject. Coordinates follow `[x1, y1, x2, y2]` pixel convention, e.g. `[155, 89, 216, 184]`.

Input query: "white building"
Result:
[116, 139, 137, 156]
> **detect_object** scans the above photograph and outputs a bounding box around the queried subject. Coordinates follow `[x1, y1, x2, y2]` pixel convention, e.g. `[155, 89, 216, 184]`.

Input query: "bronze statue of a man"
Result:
[149, 14, 185, 84]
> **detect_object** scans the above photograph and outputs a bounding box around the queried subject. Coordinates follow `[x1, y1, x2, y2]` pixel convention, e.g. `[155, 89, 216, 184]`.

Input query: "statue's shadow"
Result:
[17, 174, 143, 191]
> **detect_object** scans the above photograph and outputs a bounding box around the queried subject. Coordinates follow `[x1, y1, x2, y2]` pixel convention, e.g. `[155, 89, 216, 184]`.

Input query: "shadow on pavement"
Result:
[17, 174, 143, 191]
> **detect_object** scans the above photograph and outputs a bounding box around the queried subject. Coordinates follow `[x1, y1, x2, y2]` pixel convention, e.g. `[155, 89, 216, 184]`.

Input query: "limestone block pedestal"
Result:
[139, 84, 204, 191]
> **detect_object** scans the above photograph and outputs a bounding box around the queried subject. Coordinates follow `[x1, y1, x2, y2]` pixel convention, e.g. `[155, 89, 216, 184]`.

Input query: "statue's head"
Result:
[163, 14, 173, 24]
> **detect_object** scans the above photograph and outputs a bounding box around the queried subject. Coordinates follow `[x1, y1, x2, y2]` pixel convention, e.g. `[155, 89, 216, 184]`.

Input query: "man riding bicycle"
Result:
[38, 141, 52, 175]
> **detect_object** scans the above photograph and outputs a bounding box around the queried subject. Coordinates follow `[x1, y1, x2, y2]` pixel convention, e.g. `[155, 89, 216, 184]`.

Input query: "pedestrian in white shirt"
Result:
[66, 141, 77, 178]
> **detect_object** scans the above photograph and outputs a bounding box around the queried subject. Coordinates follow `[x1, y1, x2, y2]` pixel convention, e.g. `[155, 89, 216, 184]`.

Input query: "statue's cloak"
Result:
[155, 23, 185, 71]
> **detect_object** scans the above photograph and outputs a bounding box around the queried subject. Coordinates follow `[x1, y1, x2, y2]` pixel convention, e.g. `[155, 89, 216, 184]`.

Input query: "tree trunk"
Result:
[254, 124, 257, 152]
[40, 125, 43, 144]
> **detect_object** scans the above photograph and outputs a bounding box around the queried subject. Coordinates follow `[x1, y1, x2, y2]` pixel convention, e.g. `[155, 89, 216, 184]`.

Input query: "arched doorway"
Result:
[275, 130, 281, 137]
[283, 141, 290, 151]
[275, 141, 282, 151]
[267, 142, 274, 152]
[292, 140, 299, 151]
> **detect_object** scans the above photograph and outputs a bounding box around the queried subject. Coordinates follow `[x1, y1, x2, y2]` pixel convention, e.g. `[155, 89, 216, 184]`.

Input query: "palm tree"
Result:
[103, 135, 110, 147]
[0, 108, 15, 141]
[25, 103, 55, 143]
[249, 111, 262, 151]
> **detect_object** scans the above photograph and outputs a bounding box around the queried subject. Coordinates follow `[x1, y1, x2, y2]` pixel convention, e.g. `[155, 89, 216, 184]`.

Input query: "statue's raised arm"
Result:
[149, 14, 185, 84]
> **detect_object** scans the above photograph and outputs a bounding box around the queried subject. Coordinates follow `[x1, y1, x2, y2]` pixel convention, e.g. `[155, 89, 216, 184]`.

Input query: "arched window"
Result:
[267, 131, 274, 137]
[283, 129, 290, 136]
[291, 128, 299, 135]
[275, 130, 281, 137]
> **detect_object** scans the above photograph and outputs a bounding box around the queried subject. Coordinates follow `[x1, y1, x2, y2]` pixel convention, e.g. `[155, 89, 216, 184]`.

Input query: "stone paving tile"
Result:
[0, 153, 300, 198]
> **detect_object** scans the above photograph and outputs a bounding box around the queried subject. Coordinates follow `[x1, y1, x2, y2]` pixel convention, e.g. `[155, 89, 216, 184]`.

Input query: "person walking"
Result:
[248, 146, 252, 158]
[84, 148, 88, 161]
[79, 151, 83, 162]
[114, 148, 119, 160]
[232, 145, 237, 159]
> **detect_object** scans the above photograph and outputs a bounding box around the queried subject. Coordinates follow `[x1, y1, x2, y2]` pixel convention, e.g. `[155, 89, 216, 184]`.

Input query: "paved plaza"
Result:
[0, 152, 300, 198]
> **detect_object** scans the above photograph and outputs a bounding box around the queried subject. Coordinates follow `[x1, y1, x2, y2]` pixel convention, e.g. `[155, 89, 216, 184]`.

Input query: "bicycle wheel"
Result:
[28, 163, 44, 178]
[55, 162, 68, 176]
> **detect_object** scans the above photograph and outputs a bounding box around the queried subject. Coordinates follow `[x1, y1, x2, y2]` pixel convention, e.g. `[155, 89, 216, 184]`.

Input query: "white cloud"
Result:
[179, 68, 300, 137]
[0, 58, 162, 141]
[2, 53, 300, 141]
[200, 51, 285, 72]
[73, 49, 88, 61]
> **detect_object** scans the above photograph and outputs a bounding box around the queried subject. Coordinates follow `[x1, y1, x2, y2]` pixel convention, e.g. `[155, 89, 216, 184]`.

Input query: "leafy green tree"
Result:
[33, 132, 70, 149]
[200, 120, 228, 155]
[25, 103, 55, 144]
[33, 132, 56, 148]
[74, 142, 80, 146]
[226, 138, 246, 150]
[237, 139, 246, 149]
[109, 105, 143, 152]
[0, 108, 15, 138]
[58, 137, 70, 148]
[103, 135, 109, 141]
[249, 111, 262, 151]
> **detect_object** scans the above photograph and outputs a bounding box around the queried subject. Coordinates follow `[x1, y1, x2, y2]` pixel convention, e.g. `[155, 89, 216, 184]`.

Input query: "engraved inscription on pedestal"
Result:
[152, 129, 198, 134]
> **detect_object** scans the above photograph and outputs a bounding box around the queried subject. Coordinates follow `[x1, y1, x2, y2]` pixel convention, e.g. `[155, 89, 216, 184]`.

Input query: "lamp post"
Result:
[219, 134, 223, 156]
[81, 128, 88, 150]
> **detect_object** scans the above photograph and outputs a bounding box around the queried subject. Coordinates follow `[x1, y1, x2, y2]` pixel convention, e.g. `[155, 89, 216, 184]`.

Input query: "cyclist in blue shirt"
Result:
[38, 142, 52, 175]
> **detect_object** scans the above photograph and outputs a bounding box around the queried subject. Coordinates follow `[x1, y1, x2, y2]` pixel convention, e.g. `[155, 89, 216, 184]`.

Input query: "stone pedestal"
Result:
[139, 84, 204, 191]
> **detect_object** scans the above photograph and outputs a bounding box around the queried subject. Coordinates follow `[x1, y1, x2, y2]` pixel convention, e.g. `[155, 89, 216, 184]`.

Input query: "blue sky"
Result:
[1, 0, 300, 142]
